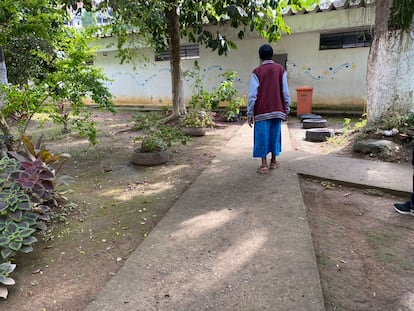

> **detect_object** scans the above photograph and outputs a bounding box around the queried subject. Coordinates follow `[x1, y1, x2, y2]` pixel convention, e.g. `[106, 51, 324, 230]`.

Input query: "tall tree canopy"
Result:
[102, 0, 311, 118]
[0, 0, 113, 149]
[0, 0, 65, 85]
[366, 0, 414, 123]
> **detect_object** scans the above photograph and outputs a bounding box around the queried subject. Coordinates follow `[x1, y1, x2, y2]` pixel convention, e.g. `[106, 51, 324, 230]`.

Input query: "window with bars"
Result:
[320, 30, 372, 50]
[156, 44, 200, 61]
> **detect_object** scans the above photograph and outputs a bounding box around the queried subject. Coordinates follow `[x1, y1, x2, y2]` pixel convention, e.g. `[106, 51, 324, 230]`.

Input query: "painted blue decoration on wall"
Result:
[109, 68, 171, 87]
[107, 64, 245, 90]
[286, 60, 355, 80]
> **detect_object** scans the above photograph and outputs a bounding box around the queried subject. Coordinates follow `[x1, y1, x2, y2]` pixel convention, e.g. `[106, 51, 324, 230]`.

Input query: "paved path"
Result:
[85, 123, 411, 311]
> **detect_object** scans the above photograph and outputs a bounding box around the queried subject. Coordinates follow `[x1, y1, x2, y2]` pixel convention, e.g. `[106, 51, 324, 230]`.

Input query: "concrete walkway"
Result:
[85, 123, 411, 311]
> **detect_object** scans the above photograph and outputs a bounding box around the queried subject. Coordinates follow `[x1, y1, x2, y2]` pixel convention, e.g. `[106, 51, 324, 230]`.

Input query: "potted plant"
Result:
[180, 109, 215, 136]
[131, 131, 171, 166]
[131, 112, 188, 166]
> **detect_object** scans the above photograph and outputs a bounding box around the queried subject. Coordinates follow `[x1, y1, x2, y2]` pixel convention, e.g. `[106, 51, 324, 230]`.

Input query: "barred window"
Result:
[156, 44, 200, 61]
[320, 30, 372, 50]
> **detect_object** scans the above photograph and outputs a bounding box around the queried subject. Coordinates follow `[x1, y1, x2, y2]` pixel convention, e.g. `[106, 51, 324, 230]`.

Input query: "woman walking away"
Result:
[247, 44, 291, 175]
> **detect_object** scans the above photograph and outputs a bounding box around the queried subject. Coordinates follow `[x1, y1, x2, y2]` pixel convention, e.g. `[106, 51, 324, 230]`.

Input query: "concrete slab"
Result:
[85, 123, 325, 311]
[284, 151, 412, 194]
[85, 121, 412, 311]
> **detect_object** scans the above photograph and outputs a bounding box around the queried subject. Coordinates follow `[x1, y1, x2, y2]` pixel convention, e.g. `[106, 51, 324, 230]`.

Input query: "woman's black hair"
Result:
[259, 44, 273, 60]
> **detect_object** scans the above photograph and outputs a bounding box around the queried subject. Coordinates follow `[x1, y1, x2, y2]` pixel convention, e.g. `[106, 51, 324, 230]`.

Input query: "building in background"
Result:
[82, 0, 376, 112]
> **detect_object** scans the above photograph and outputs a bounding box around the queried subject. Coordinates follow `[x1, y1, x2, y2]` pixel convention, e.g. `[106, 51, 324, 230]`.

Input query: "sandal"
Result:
[257, 166, 269, 175]
[269, 161, 280, 169]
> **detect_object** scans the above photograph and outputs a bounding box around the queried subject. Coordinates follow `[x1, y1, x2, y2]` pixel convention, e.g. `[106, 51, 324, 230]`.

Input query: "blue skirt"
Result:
[253, 119, 282, 158]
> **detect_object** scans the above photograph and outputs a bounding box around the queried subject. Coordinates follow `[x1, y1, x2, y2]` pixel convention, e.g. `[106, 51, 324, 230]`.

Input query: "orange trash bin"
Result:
[296, 86, 313, 116]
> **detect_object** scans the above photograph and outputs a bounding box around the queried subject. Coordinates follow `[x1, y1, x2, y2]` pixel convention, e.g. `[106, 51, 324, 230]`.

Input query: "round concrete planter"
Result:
[299, 114, 322, 123]
[131, 148, 171, 166]
[305, 129, 334, 142]
[181, 127, 207, 137]
[302, 119, 328, 129]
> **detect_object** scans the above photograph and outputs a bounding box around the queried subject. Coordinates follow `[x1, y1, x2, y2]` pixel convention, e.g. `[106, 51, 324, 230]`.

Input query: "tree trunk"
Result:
[166, 3, 186, 117]
[0, 46, 15, 151]
[366, 0, 414, 123]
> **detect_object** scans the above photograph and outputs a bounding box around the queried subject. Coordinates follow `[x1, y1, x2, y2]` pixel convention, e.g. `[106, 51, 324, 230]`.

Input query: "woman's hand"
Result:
[248, 116, 254, 128]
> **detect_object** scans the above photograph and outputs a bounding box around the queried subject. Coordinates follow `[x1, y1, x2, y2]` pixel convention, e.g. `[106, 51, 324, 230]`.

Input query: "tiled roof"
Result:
[282, 0, 376, 15]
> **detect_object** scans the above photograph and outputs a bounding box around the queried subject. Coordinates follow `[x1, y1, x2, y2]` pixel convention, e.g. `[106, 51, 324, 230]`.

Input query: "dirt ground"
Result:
[290, 118, 414, 311]
[1, 111, 413, 311]
[301, 177, 414, 311]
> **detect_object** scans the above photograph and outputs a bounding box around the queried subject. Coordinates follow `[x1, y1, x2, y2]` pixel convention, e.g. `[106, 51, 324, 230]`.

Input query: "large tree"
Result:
[366, 0, 414, 123]
[0, 0, 113, 149]
[103, 0, 309, 119]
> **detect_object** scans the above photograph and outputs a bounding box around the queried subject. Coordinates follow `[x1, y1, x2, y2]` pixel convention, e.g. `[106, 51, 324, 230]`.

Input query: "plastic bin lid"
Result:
[296, 86, 313, 91]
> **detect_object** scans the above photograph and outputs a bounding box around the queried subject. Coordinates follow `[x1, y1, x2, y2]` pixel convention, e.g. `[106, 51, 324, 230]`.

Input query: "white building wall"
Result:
[280, 7, 374, 110]
[93, 6, 375, 111]
[96, 48, 173, 105]
[276, 31, 370, 109]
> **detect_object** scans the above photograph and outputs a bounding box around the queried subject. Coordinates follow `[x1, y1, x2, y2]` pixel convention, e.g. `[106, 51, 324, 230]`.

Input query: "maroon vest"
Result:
[252, 62, 286, 116]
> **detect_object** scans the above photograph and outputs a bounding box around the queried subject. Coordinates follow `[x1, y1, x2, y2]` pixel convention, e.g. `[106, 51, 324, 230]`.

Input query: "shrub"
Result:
[0, 261, 16, 299]
[402, 111, 414, 129]
[212, 71, 245, 121]
[140, 134, 168, 152]
[184, 61, 215, 110]
[185, 65, 244, 121]
[374, 107, 406, 130]
[133, 113, 189, 153]
[180, 110, 215, 128]
[0, 156, 38, 297]
[8, 135, 70, 204]
[0, 157, 41, 259]
[132, 112, 163, 132]
[0, 220, 38, 259]
[0, 136, 70, 297]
